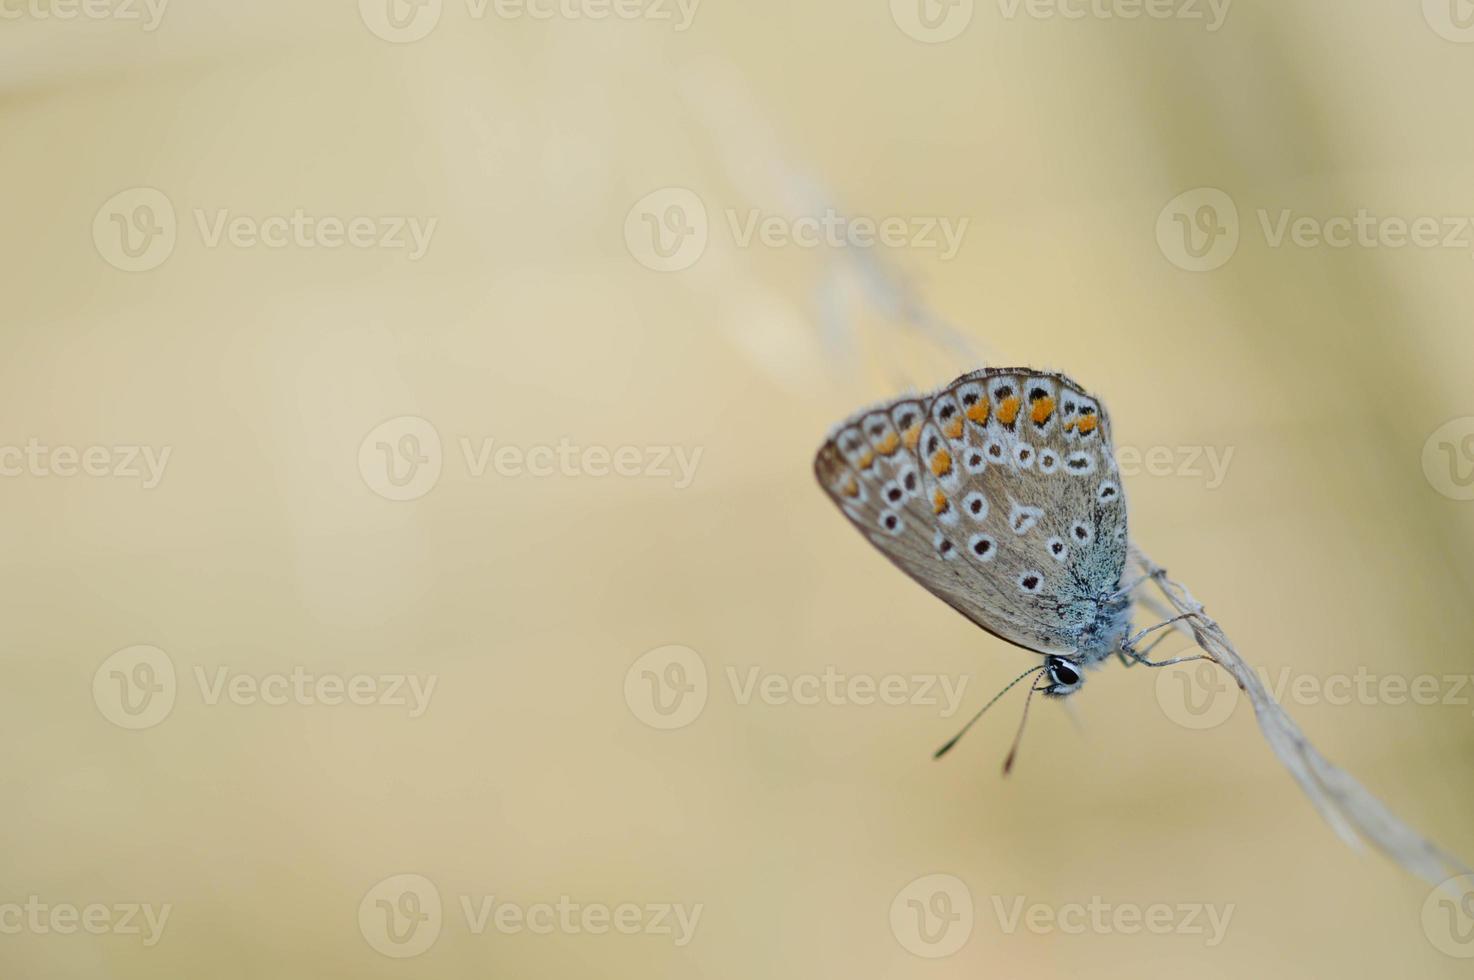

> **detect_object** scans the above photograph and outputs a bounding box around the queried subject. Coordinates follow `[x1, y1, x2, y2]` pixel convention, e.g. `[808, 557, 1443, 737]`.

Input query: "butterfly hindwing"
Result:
[815, 367, 1129, 658]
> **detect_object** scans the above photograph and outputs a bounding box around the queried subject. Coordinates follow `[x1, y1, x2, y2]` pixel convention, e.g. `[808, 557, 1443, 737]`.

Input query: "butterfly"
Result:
[815, 365, 1474, 894]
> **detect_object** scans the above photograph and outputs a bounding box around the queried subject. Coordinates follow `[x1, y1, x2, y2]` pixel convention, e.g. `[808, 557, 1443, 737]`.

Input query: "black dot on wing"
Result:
[988, 444, 1003, 458]
[1029, 387, 1047, 401]
[899, 413, 915, 429]
[968, 452, 983, 467]
[1074, 525, 1089, 540]
[969, 498, 983, 514]
[939, 540, 953, 554]
[995, 385, 1014, 398]
[887, 487, 903, 503]
[1051, 541, 1064, 554]
[1022, 575, 1039, 589]
[961, 392, 978, 406]
[884, 515, 899, 530]
[973, 538, 992, 556]
[903, 472, 917, 491]
[939, 404, 955, 420]
[927, 436, 940, 453]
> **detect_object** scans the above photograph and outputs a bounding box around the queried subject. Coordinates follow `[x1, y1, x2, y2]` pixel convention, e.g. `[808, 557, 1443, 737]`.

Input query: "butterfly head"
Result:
[1042, 656, 1084, 697]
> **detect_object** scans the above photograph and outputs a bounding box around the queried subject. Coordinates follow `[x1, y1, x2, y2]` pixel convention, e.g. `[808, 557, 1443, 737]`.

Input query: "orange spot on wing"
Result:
[1031, 396, 1056, 424]
[997, 396, 1021, 426]
[930, 449, 953, 478]
[1077, 416, 1098, 435]
[944, 417, 964, 440]
[857, 450, 875, 469]
[875, 432, 900, 455]
[933, 489, 948, 515]
[966, 400, 990, 425]
[902, 425, 921, 450]
[841, 477, 859, 498]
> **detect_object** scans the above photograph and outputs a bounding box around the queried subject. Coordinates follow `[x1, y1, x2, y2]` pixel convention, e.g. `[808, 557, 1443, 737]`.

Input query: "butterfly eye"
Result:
[1049, 661, 1081, 689]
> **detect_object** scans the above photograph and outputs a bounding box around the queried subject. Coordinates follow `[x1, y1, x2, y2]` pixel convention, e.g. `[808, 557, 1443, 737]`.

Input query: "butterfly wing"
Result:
[814, 368, 1129, 658]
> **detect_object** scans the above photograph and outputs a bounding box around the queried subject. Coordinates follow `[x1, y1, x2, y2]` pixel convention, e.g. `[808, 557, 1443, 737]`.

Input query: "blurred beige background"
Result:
[3, 1, 1474, 977]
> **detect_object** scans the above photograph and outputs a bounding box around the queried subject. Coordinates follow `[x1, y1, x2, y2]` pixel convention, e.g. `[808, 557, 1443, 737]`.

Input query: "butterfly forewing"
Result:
[814, 367, 1129, 658]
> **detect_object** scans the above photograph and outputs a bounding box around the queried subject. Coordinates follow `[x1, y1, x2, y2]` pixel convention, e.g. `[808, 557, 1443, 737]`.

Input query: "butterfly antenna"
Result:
[1001, 675, 1047, 776]
[933, 665, 1046, 760]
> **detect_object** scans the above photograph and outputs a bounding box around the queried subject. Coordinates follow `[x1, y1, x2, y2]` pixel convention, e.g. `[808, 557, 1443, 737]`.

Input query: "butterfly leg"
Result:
[1116, 628, 1204, 668]
[1122, 612, 1196, 652]
[1124, 649, 1211, 669]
